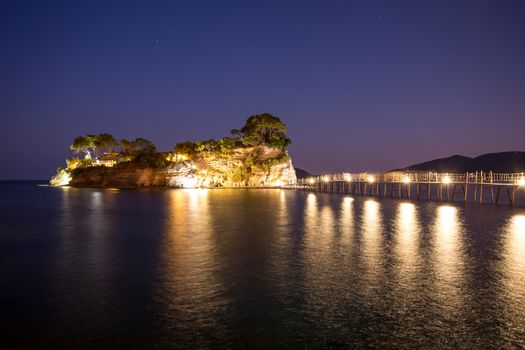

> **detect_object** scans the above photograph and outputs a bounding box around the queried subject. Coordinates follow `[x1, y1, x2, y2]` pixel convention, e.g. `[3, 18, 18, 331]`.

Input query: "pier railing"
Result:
[294, 171, 525, 207]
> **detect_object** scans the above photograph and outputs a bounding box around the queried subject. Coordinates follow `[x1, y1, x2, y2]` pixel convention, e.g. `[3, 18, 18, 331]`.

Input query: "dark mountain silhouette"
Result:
[398, 152, 525, 173]
[295, 167, 315, 179]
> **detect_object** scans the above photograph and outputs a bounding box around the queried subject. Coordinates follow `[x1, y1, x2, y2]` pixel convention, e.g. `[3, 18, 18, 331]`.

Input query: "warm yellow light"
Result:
[443, 175, 451, 184]
[344, 173, 352, 182]
[403, 175, 410, 184]
[323, 176, 330, 183]
[308, 178, 315, 184]
[368, 175, 375, 183]
[517, 177, 525, 187]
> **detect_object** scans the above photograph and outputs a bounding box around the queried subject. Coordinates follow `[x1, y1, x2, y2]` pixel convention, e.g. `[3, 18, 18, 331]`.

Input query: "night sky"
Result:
[2, 0, 525, 179]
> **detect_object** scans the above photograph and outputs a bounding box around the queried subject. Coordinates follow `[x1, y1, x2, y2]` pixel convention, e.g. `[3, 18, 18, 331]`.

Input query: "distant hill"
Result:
[295, 167, 316, 179]
[398, 152, 525, 173]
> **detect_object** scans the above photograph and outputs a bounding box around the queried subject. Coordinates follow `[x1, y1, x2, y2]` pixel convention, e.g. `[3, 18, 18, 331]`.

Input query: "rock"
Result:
[52, 146, 297, 188]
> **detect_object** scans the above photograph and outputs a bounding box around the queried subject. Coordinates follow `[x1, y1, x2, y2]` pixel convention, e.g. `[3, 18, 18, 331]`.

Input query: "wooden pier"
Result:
[294, 171, 525, 207]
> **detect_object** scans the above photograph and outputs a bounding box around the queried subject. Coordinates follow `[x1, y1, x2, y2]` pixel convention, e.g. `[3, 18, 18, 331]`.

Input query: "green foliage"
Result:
[261, 152, 289, 169]
[174, 141, 197, 155]
[66, 157, 81, 170]
[70, 133, 118, 159]
[95, 133, 118, 152]
[126, 151, 169, 168]
[70, 136, 93, 157]
[120, 137, 156, 156]
[119, 139, 134, 155]
[194, 139, 219, 153]
[80, 158, 94, 168]
[219, 137, 239, 153]
[238, 113, 291, 149]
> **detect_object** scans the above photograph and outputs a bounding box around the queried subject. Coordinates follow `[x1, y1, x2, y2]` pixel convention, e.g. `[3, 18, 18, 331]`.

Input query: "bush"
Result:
[219, 137, 239, 153]
[128, 151, 169, 168]
[66, 157, 81, 170]
[174, 141, 197, 155]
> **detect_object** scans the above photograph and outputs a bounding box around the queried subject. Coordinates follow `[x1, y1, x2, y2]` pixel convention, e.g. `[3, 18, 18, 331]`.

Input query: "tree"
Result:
[70, 133, 118, 160]
[120, 139, 134, 156]
[238, 113, 291, 149]
[120, 137, 156, 156]
[132, 137, 156, 154]
[230, 128, 242, 136]
[174, 141, 196, 155]
[96, 133, 118, 154]
[70, 136, 92, 158]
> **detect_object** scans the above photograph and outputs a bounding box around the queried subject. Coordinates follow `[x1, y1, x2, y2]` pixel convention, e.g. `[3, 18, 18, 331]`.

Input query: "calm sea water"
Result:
[1, 181, 524, 349]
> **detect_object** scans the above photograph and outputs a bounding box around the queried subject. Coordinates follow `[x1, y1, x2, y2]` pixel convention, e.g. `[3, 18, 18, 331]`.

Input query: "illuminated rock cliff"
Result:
[50, 146, 296, 188]
[167, 146, 296, 188]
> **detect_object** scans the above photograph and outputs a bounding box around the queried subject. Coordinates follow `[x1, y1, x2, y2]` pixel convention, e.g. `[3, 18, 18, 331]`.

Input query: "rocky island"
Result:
[50, 113, 297, 188]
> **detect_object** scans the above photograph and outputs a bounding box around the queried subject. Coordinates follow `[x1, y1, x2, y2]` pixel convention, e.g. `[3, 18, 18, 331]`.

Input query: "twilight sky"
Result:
[1, 0, 525, 179]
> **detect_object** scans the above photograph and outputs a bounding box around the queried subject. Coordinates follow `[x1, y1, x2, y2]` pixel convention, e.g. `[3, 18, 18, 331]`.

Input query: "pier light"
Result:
[308, 178, 315, 184]
[403, 175, 410, 184]
[442, 175, 451, 184]
[344, 173, 352, 182]
[323, 176, 330, 183]
[368, 175, 375, 183]
[518, 177, 525, 187]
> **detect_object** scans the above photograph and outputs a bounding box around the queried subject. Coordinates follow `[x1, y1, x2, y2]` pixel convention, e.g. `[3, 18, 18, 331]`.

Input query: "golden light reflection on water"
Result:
[303, 193, 343, 321]
[304, 193, 321, 255]
[338, 197, 354, 248]
[500, 215, 525, 324]
[394, 203, 420, 283]
[304, 193, 320, 251]
[432, 205, 465, 308]
[275, 190, 289, 248]
[161, 189, 228, 335]
[361, 200, 383, 284]
[304, 193, 337, 253]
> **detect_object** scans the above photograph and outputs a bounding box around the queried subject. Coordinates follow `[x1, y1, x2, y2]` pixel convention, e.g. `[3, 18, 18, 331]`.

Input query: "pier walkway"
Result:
[293, 171, 525, 207]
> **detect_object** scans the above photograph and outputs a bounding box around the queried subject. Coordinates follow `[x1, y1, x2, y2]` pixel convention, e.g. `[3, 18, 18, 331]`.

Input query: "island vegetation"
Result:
[51, 113, 297, 187]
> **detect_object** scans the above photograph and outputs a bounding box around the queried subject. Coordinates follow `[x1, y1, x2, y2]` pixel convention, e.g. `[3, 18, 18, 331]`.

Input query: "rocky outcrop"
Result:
[168, 146, 296, 187]
[67, 166, 171, 188]
[52, 146, 297, 188]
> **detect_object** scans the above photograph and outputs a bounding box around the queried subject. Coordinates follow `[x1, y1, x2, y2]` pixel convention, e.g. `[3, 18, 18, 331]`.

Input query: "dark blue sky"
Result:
[1, 0, 525, 179]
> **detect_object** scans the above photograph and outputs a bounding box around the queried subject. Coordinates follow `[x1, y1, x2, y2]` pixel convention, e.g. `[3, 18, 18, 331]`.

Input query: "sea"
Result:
[1, 181, 524, 348]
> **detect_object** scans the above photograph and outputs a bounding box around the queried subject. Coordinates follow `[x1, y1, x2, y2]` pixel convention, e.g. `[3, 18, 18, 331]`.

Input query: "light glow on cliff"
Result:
[53, 170, 72, 186]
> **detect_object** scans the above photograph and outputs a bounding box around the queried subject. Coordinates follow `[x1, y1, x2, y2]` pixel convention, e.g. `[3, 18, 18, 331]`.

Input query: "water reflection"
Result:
[160, 189, 229, 345]
[500, 214, 525, 336]
[394, 203, 420, 284]
[360, 200, 384, 286]
[9, 185, 525, 348]
[432, 205, 465, 311]
[338, 197, 354, 249]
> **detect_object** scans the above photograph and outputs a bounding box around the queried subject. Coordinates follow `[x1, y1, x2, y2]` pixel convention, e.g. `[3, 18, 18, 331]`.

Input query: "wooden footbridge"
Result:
[294, 171, 525, 207]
